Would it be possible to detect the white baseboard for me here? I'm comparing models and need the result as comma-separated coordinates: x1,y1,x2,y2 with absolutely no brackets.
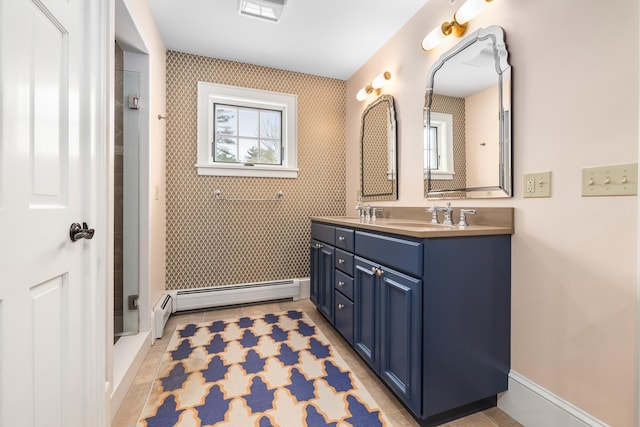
498,371,609,427
110,330,152,420
298,277,310,299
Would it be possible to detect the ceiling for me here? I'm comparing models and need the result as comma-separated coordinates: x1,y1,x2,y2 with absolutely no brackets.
147,0,432,80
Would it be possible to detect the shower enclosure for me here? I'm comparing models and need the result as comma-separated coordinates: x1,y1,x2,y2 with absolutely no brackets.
114,42,140,342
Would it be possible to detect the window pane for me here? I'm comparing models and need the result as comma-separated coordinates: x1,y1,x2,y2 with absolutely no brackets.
260,139,281,165
239,108,259,137
215,137,238,162
428,126,439,170
212,103,282,166
215,106,237,135
260,110,281,140
239,138,259,163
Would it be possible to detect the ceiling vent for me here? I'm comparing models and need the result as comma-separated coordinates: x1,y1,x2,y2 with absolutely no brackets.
238,0,287,23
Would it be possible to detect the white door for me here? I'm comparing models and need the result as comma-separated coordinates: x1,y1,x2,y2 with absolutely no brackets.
0,0,104,425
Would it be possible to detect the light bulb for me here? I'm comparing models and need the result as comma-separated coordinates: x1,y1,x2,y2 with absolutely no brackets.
371,71,391,89
455,0,491,24
421,26,447,51
356,85,372,101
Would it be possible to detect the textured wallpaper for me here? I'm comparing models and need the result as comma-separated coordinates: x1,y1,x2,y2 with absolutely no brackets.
166,51,346,290
425,94,466,197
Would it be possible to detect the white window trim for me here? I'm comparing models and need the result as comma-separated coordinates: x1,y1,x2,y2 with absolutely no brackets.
424,112,455,180
196,82,298,178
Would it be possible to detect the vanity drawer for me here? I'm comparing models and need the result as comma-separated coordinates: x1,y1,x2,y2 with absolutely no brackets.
335,249,354,276
334,290,354,345
355,231,423,277
335,269,354,300
311,222,335,245
335,227,355,252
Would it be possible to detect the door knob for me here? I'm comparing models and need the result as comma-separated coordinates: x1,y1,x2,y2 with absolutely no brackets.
70,222,95,242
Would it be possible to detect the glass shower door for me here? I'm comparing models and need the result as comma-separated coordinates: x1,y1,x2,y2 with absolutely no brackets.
114,68,140,341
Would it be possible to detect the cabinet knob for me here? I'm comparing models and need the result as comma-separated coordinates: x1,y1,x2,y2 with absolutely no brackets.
338,281,344,287
315,243,322,248
337,304,345,310
338,259,345,264
376,268,384,277
338,236,345,241
371,267,377,273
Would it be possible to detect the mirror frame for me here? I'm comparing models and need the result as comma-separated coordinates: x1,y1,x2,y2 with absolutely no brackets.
360,94,398,201
425,25,512,199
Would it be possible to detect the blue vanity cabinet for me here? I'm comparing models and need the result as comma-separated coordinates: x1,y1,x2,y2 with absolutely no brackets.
421,235,511,421
309,239,320,305
378,265,422,416
333,227,356,344
354,254,423,415
316,243,334,322
310,223,336,323
353,258,378,369
310,220,511,425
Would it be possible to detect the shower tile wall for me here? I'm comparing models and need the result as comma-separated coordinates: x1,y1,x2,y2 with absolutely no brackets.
114,42,124,335
166,51,346,290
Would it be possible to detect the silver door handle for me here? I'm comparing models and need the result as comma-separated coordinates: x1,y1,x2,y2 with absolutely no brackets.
70,222,95,242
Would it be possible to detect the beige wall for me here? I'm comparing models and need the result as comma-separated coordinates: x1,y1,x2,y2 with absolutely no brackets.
466,85,499,187
165,52,346,290
346,0,638,425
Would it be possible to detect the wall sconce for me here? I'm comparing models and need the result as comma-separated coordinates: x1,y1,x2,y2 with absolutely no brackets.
421,0,493,51
356,71,391,101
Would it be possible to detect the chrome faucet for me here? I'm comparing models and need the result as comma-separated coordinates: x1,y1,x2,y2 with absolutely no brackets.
355,203,371,220
441,202,454,226
371,207,383,220
459,209,476,228
426,206,440,224
426,202,454,225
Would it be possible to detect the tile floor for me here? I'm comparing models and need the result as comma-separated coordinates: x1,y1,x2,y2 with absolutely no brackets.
112,299,522,427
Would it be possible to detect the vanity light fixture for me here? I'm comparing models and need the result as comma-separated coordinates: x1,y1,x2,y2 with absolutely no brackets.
356,71,391,101
421,0,493,51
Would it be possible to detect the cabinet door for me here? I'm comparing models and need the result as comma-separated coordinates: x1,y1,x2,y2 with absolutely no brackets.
318,244,335,322
334,290,354,344
354,257,378,370
309,239,320,305
379,267,422,415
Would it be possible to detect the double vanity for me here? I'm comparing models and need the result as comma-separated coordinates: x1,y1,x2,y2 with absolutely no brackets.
309,207,513,425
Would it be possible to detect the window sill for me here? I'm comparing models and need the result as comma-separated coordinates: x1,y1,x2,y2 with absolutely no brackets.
195,163,298,178
424,171,454,181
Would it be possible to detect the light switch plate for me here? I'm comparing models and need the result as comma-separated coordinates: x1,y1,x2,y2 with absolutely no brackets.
523,171,551,198
581,163,637,196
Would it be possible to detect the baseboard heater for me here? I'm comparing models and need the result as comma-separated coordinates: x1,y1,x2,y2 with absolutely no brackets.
153,279,302,339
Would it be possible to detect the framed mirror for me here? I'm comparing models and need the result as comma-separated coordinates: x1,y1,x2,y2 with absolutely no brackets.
361,94,397,201
424,25,512,199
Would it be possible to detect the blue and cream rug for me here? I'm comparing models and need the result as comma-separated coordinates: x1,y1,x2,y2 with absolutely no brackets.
137,310,393,426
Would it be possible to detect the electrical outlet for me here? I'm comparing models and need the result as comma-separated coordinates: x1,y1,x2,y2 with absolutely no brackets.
523,172,551,198
526,177,535,193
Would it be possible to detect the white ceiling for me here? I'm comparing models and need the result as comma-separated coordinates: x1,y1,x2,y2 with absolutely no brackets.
148,0,432,80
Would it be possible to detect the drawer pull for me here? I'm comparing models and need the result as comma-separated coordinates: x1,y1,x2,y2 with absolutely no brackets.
338,236,345,241
338,259,345,264
338,304,345,310
338,281,345,287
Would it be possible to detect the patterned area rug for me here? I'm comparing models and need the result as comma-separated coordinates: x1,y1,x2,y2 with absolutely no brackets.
138,310,393,427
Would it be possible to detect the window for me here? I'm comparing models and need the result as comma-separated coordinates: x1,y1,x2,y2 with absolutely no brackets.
424,112,454,180
197,82,298,178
